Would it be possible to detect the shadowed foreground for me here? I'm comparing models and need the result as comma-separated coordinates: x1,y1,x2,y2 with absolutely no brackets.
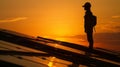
0,29,120,67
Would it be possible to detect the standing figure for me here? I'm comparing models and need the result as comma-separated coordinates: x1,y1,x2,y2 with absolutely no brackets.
83,2,97,50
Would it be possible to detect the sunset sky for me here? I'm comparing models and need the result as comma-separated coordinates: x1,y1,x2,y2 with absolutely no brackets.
0,0,120,50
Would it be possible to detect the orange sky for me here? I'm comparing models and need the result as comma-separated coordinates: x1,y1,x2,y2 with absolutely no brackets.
0,0,120,36
0,0,120,50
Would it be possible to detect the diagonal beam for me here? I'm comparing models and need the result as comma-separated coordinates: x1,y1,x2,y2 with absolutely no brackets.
0,60,23,67
0,50,51,56
37,36,120,62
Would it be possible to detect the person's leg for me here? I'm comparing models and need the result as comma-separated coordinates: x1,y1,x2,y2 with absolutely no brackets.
87,32,93,49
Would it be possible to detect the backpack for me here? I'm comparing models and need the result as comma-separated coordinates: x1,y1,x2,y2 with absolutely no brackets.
91,15,97,27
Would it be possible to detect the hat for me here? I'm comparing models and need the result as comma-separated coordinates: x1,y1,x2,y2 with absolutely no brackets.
83,2,91,7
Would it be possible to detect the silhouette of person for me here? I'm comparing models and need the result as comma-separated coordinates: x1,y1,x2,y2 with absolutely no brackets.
83,2,96,50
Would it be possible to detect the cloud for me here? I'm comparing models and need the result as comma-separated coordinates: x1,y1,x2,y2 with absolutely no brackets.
94,33,120,44
0,17,27,23
111,15,120,19
94,33,120,50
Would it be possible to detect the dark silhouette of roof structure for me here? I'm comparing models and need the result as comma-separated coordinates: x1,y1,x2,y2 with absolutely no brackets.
0,29,120,67
0,60,23,67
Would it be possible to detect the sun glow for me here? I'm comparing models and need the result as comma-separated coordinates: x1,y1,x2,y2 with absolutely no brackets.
52,26,70,36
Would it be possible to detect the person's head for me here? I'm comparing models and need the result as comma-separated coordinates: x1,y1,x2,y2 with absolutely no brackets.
83,2,91,11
